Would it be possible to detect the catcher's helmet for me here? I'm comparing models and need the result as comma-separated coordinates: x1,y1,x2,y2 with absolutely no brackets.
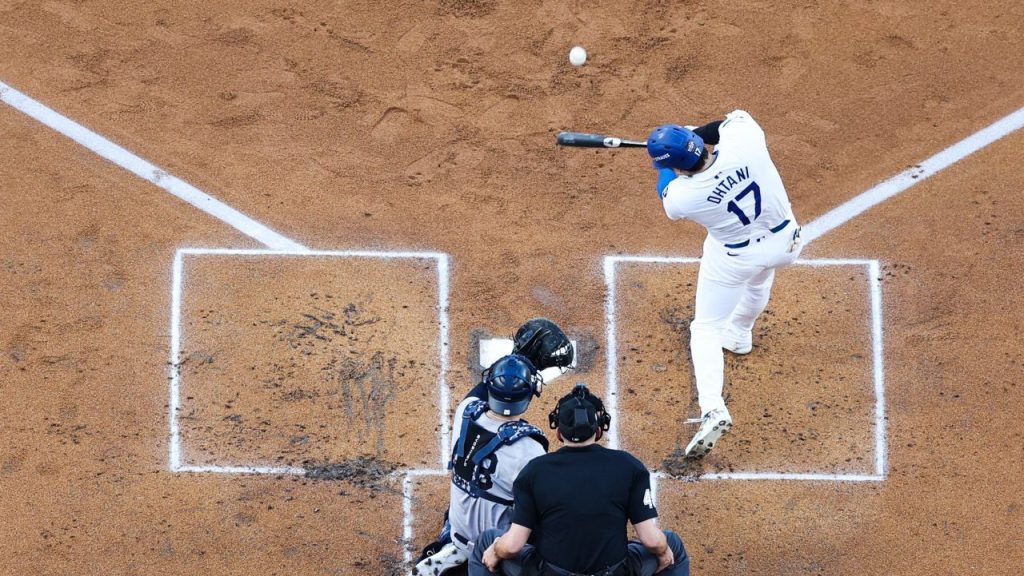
647,124,704,171
548,382,611,443
484,354,542,416
512,318,574,372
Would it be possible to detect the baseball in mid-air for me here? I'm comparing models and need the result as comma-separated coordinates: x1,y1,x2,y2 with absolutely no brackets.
569,46,587,66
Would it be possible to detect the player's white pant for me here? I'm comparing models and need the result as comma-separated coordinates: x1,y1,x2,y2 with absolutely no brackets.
690,223,803,415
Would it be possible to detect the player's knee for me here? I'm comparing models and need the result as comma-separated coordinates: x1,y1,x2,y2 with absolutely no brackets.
473,528,502,557
689,320,719,338
746,285,769,299
664,530,687,559
663,530,690,574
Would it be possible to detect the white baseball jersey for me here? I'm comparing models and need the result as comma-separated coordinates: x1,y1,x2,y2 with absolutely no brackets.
657,110,804,423
661,110,794,245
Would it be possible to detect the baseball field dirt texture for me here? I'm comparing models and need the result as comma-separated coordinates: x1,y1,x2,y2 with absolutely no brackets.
1,1,1023,575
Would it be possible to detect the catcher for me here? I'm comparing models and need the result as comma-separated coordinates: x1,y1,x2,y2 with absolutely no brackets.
413,318,575,576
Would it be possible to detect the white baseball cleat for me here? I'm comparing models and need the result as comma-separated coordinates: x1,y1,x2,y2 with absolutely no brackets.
412,542,467,576
721,330,752,355
684,408,733,458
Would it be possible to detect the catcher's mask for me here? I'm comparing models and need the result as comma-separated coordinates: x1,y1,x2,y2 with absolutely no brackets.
483,354,542,416
548,382,611,443
647,124,704,171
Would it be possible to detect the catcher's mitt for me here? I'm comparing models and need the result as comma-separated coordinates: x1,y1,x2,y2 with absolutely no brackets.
512,318,574,371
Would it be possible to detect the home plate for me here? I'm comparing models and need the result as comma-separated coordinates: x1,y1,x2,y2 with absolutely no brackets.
479,338,577,384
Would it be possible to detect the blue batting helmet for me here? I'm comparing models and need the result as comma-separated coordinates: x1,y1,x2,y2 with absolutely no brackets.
647,124,704,171
484,354,541,416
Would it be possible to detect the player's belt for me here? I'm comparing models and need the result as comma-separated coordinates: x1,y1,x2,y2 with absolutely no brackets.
723,219,791,249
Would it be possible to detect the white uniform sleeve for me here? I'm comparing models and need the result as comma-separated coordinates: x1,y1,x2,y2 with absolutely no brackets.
721,110,766,145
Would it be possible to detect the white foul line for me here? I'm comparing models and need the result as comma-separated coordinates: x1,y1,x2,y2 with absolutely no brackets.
802,106,1024,244
0,80,307,252
605,257,886,481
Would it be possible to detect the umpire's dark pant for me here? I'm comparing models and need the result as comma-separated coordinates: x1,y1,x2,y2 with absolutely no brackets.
469,527,690,576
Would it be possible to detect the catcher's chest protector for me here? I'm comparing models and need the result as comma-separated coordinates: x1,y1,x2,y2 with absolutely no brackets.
450,400,548,505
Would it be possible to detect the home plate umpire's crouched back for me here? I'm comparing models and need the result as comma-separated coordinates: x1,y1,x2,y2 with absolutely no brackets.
470,383,691,576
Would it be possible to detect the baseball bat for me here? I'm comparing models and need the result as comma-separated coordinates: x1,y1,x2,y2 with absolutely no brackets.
556,131,647,148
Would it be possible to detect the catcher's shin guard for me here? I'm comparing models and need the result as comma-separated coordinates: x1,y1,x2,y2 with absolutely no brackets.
413,542,467,576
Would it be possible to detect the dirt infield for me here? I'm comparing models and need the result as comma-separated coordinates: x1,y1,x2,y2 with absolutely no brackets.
2,1,1023,575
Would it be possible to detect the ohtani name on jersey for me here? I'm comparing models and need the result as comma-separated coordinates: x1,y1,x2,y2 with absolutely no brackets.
706,166,750,204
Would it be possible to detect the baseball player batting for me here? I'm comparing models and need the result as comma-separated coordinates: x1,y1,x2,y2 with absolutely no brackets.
645,110,803,458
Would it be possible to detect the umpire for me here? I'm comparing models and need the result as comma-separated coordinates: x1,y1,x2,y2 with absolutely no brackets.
469,384,690,576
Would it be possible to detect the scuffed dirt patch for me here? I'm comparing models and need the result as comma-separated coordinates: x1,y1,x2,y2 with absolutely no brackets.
304,456,400,491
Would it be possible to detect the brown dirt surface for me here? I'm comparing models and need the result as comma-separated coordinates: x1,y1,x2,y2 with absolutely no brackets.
178,254,442,469
2,1,1023,575
616,263,875,476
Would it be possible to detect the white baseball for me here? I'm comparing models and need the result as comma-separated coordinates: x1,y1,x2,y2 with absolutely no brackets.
569,46,587,66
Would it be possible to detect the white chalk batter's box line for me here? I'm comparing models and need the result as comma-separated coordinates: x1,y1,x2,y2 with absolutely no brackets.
167,247,452,475
604,256,888,484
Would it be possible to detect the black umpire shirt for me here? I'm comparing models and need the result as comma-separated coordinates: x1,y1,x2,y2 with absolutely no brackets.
510,444,658,573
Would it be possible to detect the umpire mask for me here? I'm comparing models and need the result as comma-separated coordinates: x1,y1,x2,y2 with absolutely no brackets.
548,383,611,442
